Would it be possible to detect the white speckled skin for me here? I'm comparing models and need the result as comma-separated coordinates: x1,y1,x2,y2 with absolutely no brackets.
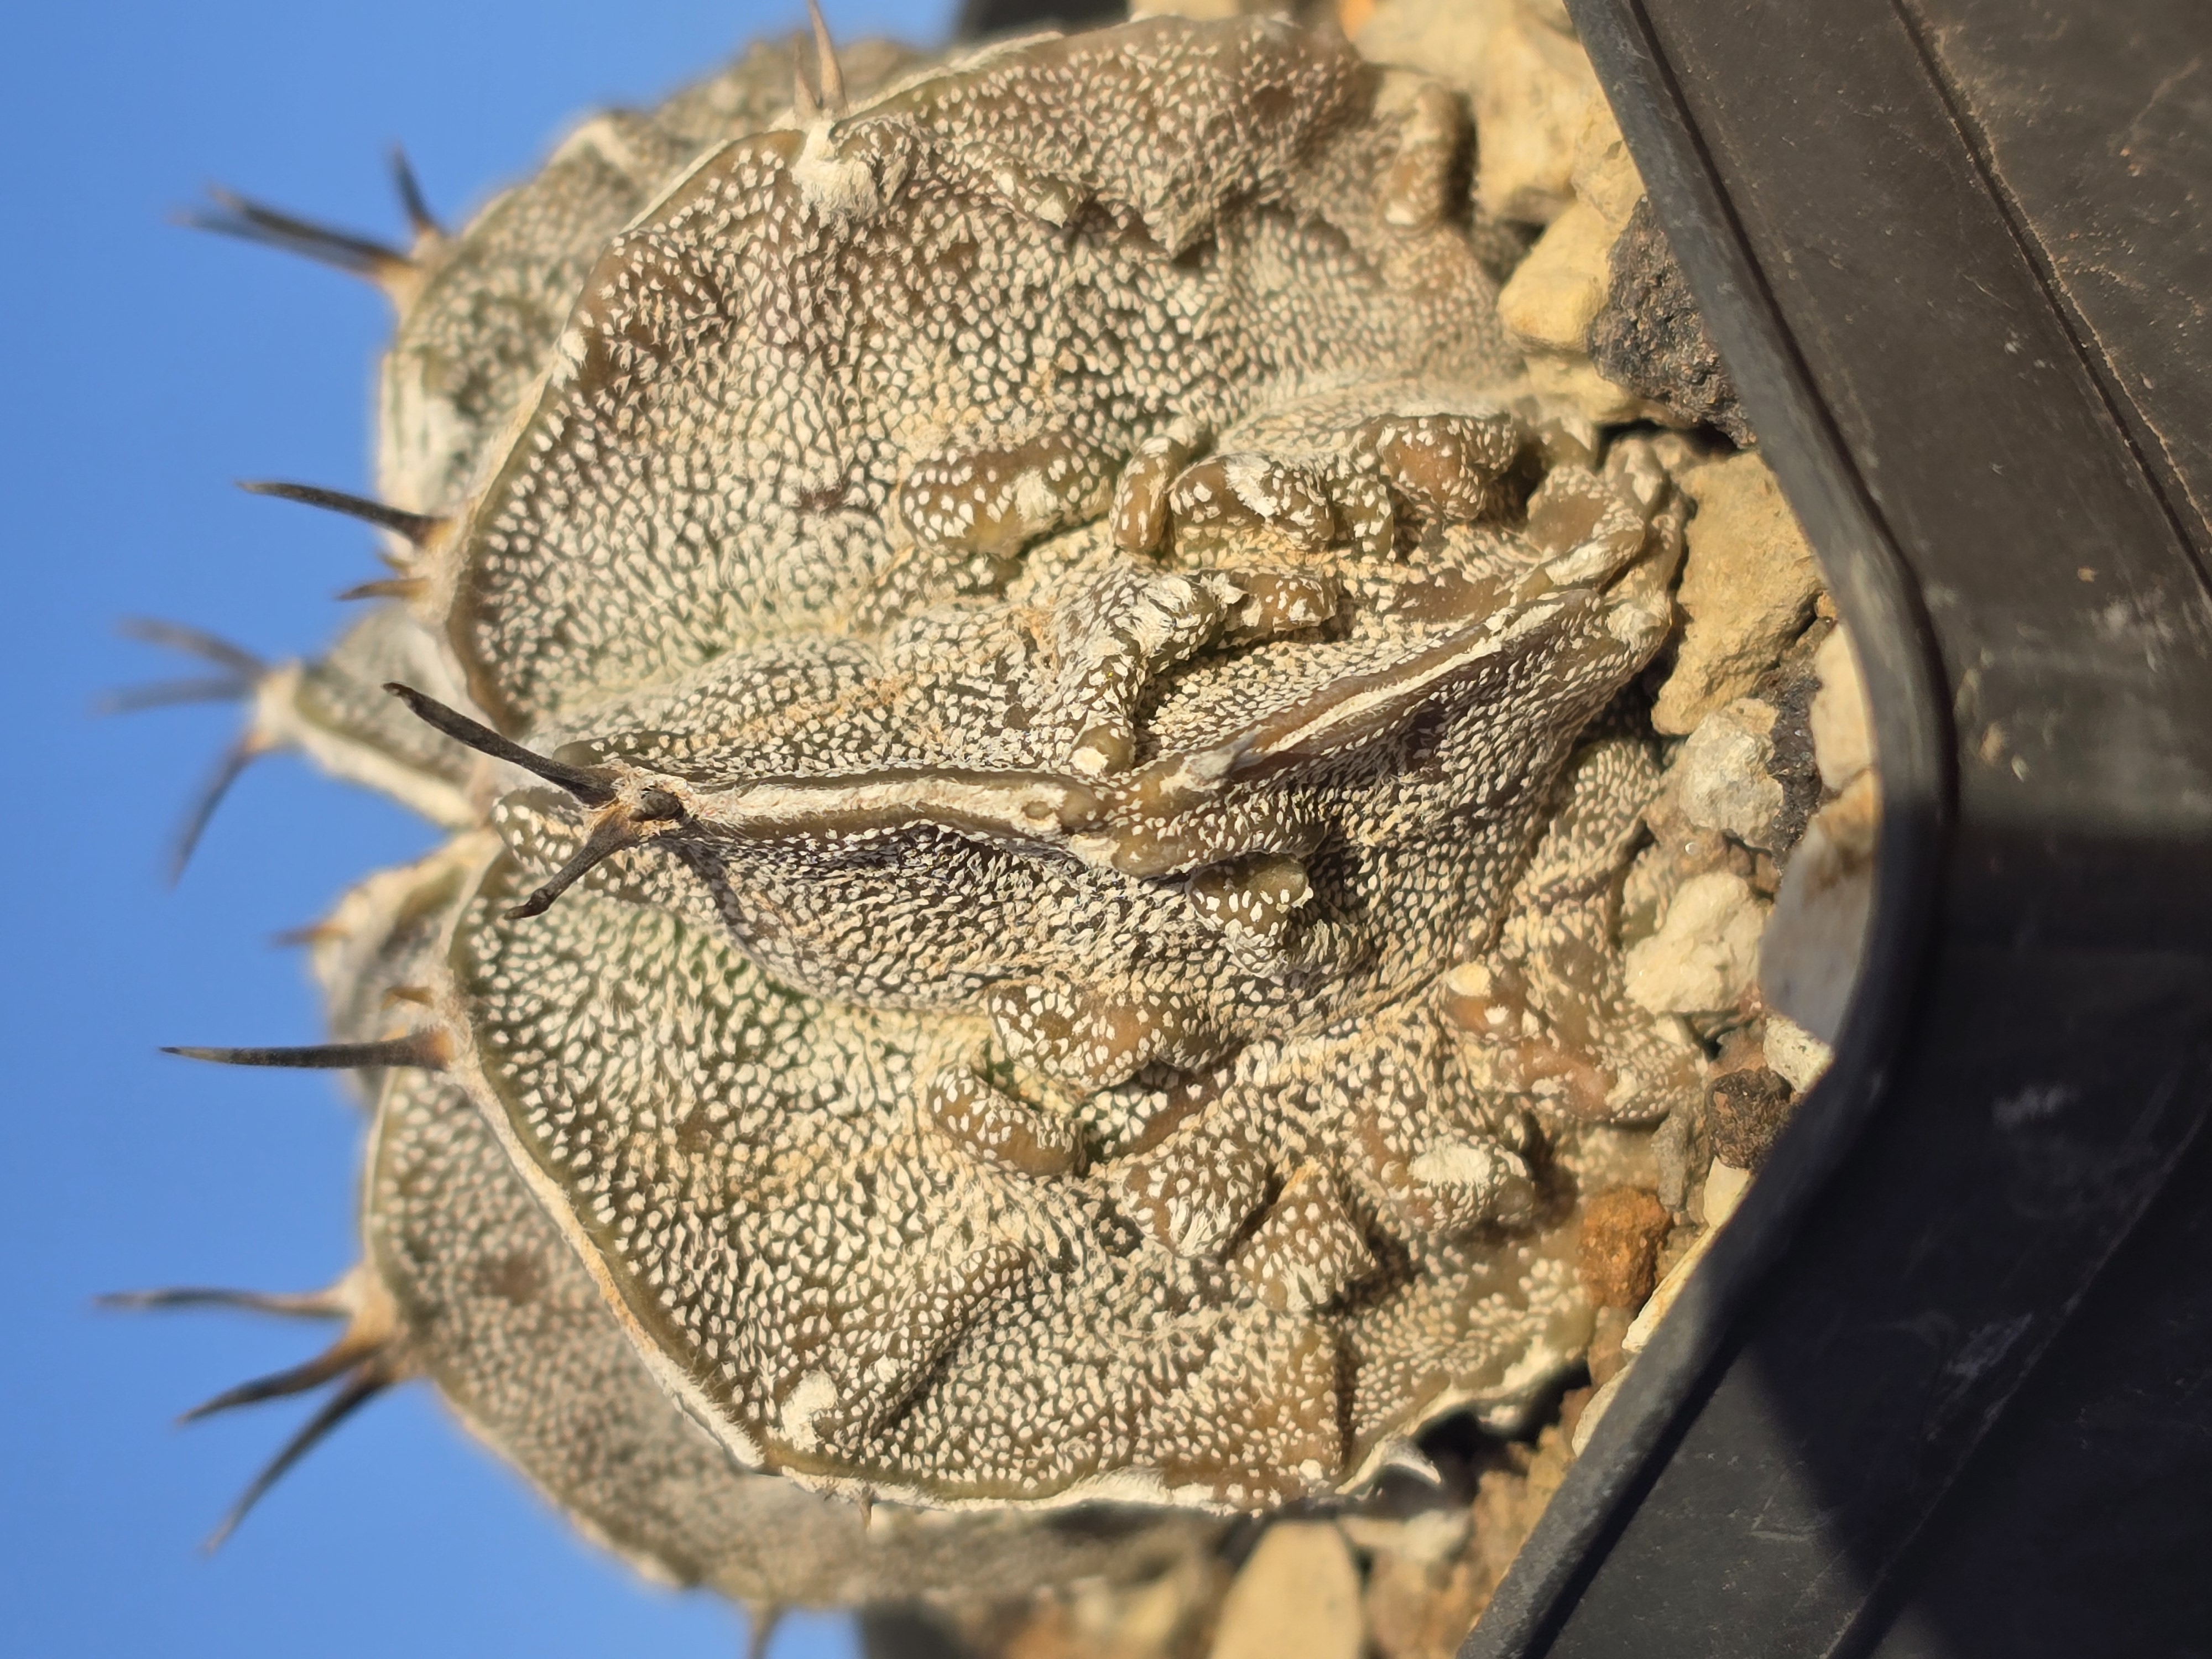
172,14,1710,1552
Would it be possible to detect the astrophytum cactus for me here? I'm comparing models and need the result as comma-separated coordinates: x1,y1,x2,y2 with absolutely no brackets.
118,6,1714,1629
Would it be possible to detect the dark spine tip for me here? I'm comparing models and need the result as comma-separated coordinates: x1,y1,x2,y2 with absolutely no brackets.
167,737,262,887
334,577,426,603
180,187,411,283
92,676,254,717
380,682,617,806
161,1034,445,1072
388,145,443,241
116,617,267,677
199,1366,392,1553
237,479,444,547
502,814,641,921
180,1341,363,1423
100,1287,223,1312
96,1286,344,1318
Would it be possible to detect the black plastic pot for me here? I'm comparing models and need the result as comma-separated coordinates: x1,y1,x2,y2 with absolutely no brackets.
1468,3,2212,1655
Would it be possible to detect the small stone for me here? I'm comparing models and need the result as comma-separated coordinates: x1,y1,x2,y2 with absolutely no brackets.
1622,791,1749,947
1624,869,1767,1016
1810,624,1876,791
1497,199,1613,352
1568,97,1643,233
1575,1185,1672,1308
1354,0,1517,129
1700,1160,1751,1228
1469,1425,1573,1596
1676,697,1787,851
1652,453,1824,735
1708,1021,1764,1074
1759,770,1879,1043
1363,1550,1443,1659
1647,1104,1706,1214
1208,1522,1364,1659
1707,1063,1794,1170
1354,0,1596,225
1472,8,1603,223
1587,1303,1633,1387
1498,199,1668,425
1755,641,1825,854
1526,353,1669,426
1588,197,1752,444
1762,1011,1833,1094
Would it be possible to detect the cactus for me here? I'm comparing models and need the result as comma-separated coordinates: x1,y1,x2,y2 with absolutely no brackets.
116,8,1713,1648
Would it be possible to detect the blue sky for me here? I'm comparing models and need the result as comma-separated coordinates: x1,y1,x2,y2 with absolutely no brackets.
1,4,951,1655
